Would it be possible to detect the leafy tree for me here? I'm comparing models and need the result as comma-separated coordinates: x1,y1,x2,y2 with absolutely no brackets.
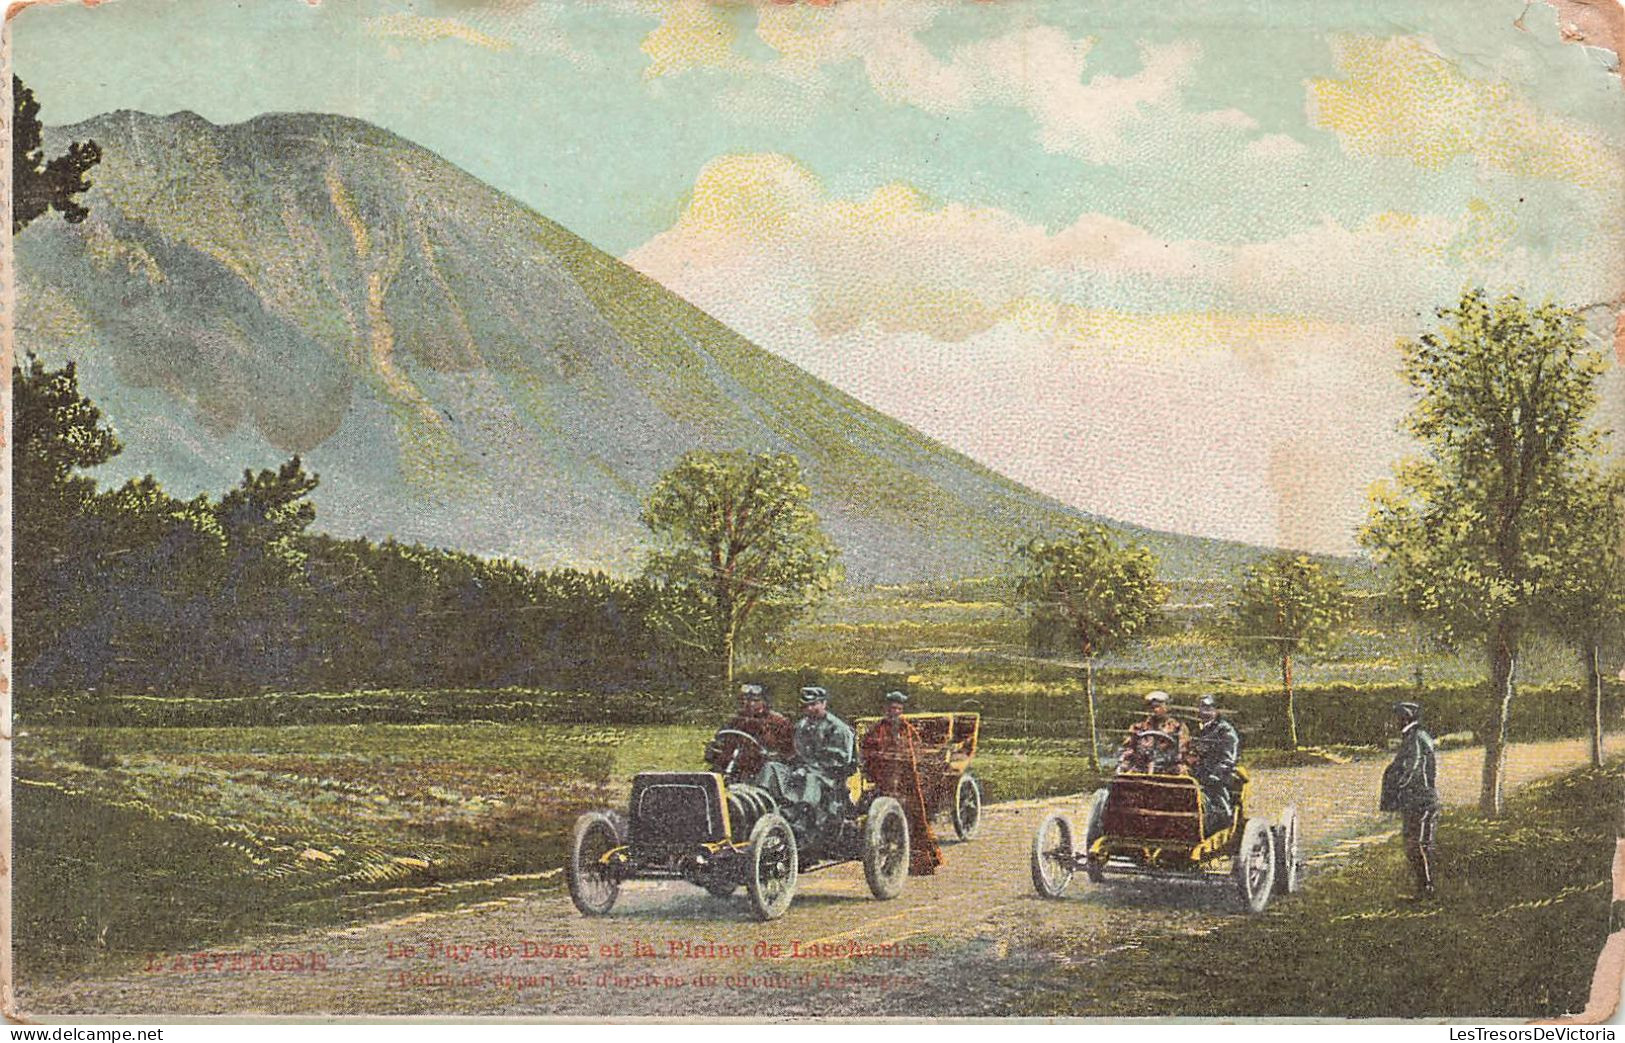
12,77,102,233
11,355,123,678
641,451,840,687
1546,469,1625,768
210,458,320,684
1360,289,1606,815
1229,554,1351,749
1016,526,1168,769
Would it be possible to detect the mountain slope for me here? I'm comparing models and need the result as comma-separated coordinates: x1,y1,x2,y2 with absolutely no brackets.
16,110,1252,582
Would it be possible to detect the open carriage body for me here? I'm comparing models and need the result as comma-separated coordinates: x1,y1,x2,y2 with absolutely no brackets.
1031,767,1304,914
851,711,984,840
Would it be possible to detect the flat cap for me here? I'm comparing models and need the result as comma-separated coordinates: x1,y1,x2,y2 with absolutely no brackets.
1144,690,1171,704
800,686,830,704
1196,694,1218,709
884,690,909,704
738,683,767,698
1393,701,1422,720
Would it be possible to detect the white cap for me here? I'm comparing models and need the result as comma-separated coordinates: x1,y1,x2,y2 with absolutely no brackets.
1144,690,1171,704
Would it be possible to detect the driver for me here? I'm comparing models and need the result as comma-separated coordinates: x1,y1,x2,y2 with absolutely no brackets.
1117,728,1185,774
754,686,857,840
705,682,794,778
1121,690,1189,764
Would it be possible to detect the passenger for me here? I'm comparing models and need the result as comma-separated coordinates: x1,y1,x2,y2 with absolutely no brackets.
1121,690,1190,762
705,682,795,778
859,690,943,876
1187,694,1240,833
754,686,857,842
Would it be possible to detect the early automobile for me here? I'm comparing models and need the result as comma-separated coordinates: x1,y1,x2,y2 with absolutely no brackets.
1029,742,1303,914
851,711,984,840
565,726,913,921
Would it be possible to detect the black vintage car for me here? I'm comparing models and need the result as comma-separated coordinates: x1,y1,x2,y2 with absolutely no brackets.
565,728,911,920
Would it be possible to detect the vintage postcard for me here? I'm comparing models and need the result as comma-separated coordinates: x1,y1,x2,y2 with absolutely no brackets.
4,0,1625,1023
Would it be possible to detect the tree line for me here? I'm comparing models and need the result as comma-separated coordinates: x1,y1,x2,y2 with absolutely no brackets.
12,356,703,695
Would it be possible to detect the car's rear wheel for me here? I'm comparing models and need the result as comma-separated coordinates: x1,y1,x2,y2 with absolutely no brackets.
1030,810,1076,898
1082,788,1111,883
1234,817,1276,914
863,796,910,899
952,772,983,840
566,811,623,916
1273,806,1302,895
746,813,798,920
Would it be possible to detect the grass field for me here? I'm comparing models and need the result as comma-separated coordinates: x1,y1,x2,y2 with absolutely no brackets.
1018,759,1621,1018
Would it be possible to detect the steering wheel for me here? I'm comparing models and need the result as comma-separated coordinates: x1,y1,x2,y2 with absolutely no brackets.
713,728,767,754
1137,729,1178,745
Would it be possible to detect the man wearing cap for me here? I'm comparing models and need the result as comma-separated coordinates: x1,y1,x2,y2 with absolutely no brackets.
1187,695,1241,833
754,686,858,842
860,691,943,875
706,683,795,778
1121,690,1190,767
1380,701,1440,899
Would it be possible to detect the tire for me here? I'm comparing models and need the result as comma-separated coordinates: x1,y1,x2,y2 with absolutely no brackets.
863,796,910,900
1082,788,1110,884
746,814,799,921
1273,806,1302,895
952,772,983,841
1030,810,1077,899
566,811,624,916
1233,817,1277,915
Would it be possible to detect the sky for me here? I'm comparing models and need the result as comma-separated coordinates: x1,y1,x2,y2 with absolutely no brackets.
12,0,1625,553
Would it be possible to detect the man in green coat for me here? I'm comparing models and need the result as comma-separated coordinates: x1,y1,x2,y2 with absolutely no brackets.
1380,701,1440,899
1188,694,1240,834
754,686,857,844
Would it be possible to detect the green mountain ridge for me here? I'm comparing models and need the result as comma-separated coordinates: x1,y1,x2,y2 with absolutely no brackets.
17,108,1259,582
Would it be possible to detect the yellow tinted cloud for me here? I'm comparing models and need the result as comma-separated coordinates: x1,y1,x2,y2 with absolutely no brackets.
641,1,744,79
1308,35,1618,191
367,13,512,52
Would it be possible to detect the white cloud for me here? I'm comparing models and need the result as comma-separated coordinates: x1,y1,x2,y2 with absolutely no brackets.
625,152,1625,551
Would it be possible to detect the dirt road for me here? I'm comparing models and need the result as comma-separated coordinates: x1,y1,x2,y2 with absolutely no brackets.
15,737,1608,1018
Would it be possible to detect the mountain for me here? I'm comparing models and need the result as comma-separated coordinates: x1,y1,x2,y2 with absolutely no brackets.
15,110,1253,583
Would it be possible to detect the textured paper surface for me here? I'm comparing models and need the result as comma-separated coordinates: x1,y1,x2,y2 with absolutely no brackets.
3,0,1624,1022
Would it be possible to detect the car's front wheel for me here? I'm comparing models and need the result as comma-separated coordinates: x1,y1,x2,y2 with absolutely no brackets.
566,811,623,916
746,813,799,920
1030,809,1076,898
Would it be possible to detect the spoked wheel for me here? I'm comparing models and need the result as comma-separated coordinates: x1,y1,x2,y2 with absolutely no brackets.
1030,810,1077,898
566,811,623,916
746,813,799,920
951,772,983,841
863,797,911,899
1273,806,1302,895
1081,788,1110,884
1233,817,1277,914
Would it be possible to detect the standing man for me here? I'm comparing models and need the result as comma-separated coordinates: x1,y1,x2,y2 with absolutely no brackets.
706,682,794,778
1187,694,1240,833
754,686,857,842
1122,691,1190,761
1380,701,1440,899
860,691,943,875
